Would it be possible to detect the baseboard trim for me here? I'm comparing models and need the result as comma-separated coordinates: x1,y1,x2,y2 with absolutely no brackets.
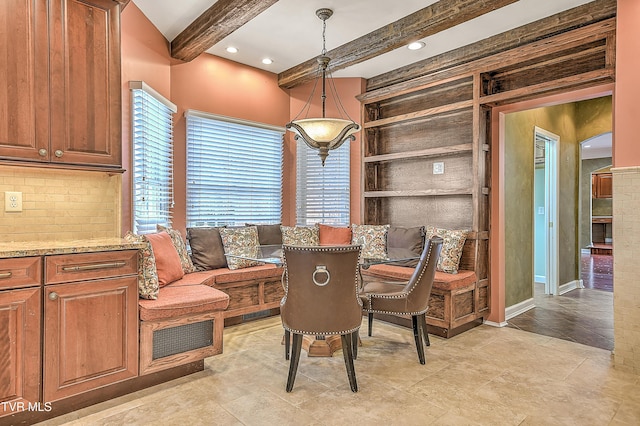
505,297,535,321
534,275,546,284
483,320,508,328
559,279,584,295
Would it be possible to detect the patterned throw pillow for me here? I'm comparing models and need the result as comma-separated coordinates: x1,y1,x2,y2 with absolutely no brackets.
425,226,468,274
157,225,196,273
219,226,261,270
124,231,159,300
351,224,389,260
280,225,319,246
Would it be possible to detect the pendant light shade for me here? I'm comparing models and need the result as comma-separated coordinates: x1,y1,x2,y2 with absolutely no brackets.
286,8,360,166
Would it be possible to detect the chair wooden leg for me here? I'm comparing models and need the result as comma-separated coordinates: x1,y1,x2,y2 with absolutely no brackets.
351,329,359,360
412,315,426,365
368,312,373,337
419,313,430,347
286,333,303,392
284,329,290,360
340,334,358,392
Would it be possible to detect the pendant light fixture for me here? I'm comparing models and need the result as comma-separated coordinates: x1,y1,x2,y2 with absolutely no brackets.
286,8,360,166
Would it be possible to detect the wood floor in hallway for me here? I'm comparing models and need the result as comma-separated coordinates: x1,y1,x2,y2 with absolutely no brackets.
508,253,613,350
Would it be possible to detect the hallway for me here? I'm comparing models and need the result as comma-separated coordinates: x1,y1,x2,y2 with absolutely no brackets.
507,253,613,350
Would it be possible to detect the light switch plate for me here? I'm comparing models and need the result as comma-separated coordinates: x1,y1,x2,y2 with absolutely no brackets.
433,162,445,175
5,191,23,212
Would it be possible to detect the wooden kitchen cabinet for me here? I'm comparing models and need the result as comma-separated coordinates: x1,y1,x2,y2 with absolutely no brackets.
43,250,138,402
0,0,123,169
592,172,612,199
0,257,42,416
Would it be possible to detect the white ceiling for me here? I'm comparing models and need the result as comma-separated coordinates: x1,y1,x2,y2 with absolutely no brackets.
133,0,594,79
582,132,612,159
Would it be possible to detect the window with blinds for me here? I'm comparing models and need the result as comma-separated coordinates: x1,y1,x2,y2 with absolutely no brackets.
185,110,284,227
130,82,177,234
296,141,350,226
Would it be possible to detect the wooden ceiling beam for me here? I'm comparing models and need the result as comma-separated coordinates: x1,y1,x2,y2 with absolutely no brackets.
366,0,616,91
277,0,518,89
171,0,279,62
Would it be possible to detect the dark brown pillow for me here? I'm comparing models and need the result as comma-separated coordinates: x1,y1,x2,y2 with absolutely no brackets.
187,227,227,270
246,223,282,245
387,226,425,267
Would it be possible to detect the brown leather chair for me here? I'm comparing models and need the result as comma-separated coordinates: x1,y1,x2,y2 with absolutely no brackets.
280,245,362,392
360,237,443,364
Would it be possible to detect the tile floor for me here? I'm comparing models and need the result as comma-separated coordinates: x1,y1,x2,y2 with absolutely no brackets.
38,316,640,426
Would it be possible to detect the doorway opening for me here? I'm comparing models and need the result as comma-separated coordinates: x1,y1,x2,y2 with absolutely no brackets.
533,127,559,296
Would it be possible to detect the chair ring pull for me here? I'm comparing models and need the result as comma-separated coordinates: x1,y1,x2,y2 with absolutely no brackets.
312,265,330,286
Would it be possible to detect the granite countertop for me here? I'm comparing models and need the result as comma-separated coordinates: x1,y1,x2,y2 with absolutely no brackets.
0,238,145,258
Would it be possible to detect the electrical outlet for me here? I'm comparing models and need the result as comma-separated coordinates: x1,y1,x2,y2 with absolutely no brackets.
5,191,23,212
433,162,445,175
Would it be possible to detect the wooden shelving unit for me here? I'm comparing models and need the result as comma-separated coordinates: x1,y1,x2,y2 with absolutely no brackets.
357,17,617,334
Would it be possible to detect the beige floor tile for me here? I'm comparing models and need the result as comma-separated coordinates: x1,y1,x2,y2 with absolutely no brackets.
34,316,640,426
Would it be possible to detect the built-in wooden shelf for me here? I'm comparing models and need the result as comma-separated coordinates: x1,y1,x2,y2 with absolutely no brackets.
364,143,473,163
363,100,473,128
364,188,473,198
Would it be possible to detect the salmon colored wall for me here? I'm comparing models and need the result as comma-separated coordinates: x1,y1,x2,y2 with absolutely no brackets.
169,55,291,233
120,4,172,235
614,1,640,167
288,77,366,225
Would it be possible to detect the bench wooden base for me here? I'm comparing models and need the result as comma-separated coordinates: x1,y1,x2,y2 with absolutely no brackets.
140,311,224,375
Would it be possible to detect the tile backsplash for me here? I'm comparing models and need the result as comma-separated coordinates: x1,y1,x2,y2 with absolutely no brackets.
612,166,640,374
0,166,121,242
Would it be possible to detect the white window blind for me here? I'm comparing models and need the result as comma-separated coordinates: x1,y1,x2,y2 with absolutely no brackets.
130,81,177,234
296,140,350,226
185,110,284,227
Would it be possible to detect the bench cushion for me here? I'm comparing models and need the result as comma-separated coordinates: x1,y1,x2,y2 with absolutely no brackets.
362,264,477,290
208,264,283,284
167,270,217,287
139,284,229,321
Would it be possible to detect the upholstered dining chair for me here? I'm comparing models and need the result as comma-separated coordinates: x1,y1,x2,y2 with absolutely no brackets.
280,245,363,392
360,237,443,365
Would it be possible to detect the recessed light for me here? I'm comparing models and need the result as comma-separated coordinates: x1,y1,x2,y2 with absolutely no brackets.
584,145,592,148
226,46,238,53
408,41,426,50
262,58,273,65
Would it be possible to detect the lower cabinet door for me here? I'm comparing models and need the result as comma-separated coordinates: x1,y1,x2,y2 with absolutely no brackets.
43,276,138,402
0,287,41,416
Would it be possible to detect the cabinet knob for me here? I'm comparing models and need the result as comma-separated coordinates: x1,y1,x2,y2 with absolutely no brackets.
54,150,64,158
38,148,48,157
49,292,59,301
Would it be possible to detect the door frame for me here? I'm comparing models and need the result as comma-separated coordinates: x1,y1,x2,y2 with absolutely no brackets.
535,126,560,295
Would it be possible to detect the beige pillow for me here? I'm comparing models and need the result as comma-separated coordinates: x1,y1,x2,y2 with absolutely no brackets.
124,231,159,300
351,224,389,260
219,226,260,270
280,225,319,246
425,226,468,274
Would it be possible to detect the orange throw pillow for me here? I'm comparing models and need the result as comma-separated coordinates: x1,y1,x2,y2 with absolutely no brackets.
145,231,185,287
318,224,352,245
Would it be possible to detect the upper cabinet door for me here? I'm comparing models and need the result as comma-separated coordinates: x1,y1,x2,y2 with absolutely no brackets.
0,0,49,162
49,0,122,167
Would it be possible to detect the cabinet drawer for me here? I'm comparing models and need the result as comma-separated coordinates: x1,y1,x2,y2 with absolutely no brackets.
45,250,138,285
0,257,42,289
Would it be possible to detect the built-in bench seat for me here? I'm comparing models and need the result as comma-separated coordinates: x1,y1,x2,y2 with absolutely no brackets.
137,263,284,375
361,233,489,338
